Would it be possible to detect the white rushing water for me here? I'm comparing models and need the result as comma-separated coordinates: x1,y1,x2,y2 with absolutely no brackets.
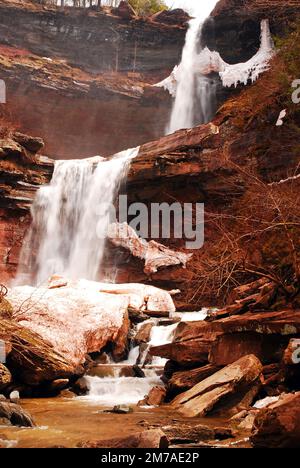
84,311,209,405
166,9,217,134
16,147,139,285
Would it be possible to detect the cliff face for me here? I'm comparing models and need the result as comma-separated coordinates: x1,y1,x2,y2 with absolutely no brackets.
0,1,187,158
203,0,300,63
104,33,300,308
0,131,53,282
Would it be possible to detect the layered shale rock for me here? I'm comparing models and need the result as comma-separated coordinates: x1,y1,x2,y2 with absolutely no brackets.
0,131,53,282
171,355,263,418
150,310,300,366
0,1,187,158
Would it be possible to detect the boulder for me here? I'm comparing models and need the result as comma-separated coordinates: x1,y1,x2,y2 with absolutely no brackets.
0,276,175,385
9,390,20,404
72,377,89,396
145,386,166,406
6,279,135,374
133,322,154,346
78,429,169,449
172,355,263,418
163,423,234,444
110,405,133,414
251,392,300,448
0,401,34,427
0,364,12,390
107,222,192,275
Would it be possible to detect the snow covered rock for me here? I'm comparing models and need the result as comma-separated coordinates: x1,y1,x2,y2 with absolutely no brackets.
6,278,176,380
156,20,275,93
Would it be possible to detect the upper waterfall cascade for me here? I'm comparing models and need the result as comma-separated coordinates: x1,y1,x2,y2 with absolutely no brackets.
166,15,217,134
157,18,275,133
16,148,139,286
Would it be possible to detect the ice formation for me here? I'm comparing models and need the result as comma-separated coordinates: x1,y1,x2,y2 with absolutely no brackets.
156,19,275,94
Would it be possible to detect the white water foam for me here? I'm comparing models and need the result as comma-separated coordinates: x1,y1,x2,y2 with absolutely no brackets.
84,310,209,405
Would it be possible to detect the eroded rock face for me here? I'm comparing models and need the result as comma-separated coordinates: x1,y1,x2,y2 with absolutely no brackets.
203,0,300,63
251,392,300,448
172,355,263,418
0,132,53,283
144,386,166,406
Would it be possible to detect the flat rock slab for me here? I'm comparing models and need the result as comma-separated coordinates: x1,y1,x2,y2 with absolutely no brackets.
172,354,263,417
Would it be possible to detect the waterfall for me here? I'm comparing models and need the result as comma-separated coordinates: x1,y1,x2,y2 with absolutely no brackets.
167,15,216,134
16,147,139,286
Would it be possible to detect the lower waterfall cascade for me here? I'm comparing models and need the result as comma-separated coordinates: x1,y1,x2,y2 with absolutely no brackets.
16,147,139,286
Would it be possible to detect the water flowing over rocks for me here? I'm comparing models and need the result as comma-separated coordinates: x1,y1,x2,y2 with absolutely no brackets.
150,310,300,366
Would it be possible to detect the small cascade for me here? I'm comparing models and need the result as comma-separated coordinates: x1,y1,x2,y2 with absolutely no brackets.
16,147,139,285
83,310,209,406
